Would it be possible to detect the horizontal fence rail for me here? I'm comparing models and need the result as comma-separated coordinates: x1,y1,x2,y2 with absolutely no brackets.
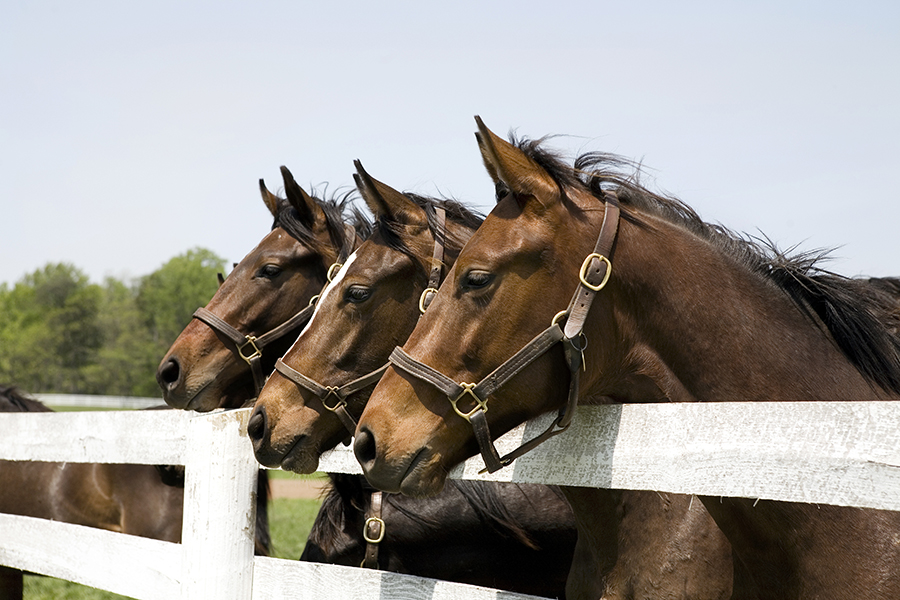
2,402,899,598
34,393,165,409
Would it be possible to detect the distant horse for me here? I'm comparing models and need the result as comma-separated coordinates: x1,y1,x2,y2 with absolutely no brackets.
356,118,900,600
248,163,577,597
0,386,183,600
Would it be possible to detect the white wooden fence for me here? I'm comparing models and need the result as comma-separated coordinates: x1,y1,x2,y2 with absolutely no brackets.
2,402,900,599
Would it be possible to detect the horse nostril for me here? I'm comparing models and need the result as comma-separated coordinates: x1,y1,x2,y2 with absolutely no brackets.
248,406,267,444
157,358,182,390
353,426,378,470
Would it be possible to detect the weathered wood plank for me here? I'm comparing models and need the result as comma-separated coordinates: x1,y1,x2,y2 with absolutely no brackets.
0,410,190,464
0,512,180,600
180,409,257,600
250,556,550,600
318,402,900,511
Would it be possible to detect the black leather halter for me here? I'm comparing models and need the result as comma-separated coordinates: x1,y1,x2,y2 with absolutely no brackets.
191,223,357,396
388,193,620,473
273,207,448,439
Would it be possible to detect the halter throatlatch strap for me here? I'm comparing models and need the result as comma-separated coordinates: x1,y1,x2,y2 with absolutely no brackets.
274,359,389,437
419,206,446,314
388,192,620,473
361,490,385,569
193,303,316,395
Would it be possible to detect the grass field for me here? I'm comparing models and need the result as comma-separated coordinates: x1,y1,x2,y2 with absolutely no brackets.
21,496,322,599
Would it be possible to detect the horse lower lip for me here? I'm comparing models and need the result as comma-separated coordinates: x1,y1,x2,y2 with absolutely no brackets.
280,436,316,473
399,447,429,492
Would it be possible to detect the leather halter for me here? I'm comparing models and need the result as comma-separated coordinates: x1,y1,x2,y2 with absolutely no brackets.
191,223,357,396
388,193,620,473
273,207,448,439
361,490,385,568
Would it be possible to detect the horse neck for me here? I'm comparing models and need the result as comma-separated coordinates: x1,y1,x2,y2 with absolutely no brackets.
591,213,887,403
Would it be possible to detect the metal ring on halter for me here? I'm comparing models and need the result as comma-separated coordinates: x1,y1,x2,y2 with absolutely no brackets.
579,253,612,292
326,262,343,282
321,387,347,412
308,294,320,307
238,336,262,363
449,383,489,421
551,310,568,327
418,287,438,314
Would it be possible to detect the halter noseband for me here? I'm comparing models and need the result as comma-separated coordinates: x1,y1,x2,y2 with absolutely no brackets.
273,206,449,439
192,223,358,397
388,193,620,473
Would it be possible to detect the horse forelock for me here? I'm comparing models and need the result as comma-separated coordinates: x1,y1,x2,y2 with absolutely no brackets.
271,187,370,260
379,193,484,275
513,135,900,395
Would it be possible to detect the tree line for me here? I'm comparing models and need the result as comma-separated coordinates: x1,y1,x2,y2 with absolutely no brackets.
0,248,226,397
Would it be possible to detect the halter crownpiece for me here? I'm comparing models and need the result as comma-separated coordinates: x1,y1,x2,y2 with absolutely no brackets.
388,192,620,473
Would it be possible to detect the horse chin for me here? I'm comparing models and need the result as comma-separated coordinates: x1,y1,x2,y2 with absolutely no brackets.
397,447,447,498
280,439,320,475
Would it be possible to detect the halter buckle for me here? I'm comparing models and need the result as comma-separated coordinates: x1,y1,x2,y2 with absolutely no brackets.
238,336,262,364
579,253,612,292
363,516,386,544
418,287,438,314
450,383,488,421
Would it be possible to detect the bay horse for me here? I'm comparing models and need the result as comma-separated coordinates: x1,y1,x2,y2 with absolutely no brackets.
158,166,575,596
0,386,184,600
248,162,577,597
157,165,366,412
355,118,900,599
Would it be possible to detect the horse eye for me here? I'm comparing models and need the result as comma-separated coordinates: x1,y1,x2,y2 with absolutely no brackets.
345,285,372,304
257,264,283,279
464,270,493,290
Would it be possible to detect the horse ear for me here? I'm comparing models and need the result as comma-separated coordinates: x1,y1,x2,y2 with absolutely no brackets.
474,116,558,203
353,160,426,225
259,178,281,218
280,166,323,227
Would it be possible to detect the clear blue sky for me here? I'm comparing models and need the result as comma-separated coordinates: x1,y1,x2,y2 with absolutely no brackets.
2,1,898,286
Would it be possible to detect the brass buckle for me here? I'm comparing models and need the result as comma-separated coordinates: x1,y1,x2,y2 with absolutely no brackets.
418,287,438,314
363,516,385,544
579,253,612,292
449,383,488,421
326,262,343,282
238,336,262,364
321,387,347,412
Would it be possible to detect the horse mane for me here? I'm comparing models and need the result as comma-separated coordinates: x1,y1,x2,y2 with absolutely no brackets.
511,135,900,395
272,187,372,258
0,385,52,413
379,193,484,273
308,474,550,554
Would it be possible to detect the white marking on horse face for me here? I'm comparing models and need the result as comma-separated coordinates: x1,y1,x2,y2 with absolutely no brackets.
287,251,358,351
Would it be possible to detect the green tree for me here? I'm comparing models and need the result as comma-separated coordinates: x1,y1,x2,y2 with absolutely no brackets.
137,247,225,356
0,263,102,392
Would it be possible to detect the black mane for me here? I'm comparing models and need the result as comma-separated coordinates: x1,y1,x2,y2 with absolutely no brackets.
512,135,900,395
0,385,52,413
307,474,551,555
272,188,372,259
379,193,484,275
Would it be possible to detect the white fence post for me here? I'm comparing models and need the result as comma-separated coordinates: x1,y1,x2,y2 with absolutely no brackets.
180,409,258,599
